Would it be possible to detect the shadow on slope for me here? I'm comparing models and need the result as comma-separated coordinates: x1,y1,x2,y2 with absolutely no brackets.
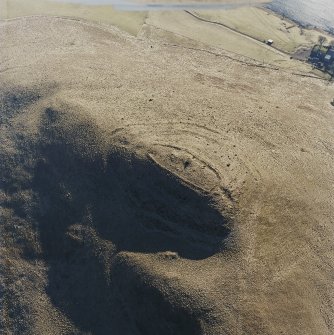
31,107,232,334
35,107,231,260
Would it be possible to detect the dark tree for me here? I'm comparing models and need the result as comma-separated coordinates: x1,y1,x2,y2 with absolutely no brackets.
318,35,327,47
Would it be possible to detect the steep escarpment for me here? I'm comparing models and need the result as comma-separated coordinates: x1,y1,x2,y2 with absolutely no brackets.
1,88,234,334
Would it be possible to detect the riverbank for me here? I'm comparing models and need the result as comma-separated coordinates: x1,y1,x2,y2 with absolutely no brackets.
266,0,334,36
192,6,333,55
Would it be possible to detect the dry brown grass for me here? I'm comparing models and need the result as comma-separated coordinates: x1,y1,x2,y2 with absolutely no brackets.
1,15,334,335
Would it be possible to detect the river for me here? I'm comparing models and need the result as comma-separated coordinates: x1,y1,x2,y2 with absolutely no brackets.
266,0,334,35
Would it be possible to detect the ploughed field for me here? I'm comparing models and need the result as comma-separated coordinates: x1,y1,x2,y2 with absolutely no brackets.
0,16,334,335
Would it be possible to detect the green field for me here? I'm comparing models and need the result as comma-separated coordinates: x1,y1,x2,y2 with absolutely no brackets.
0,0,147,35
